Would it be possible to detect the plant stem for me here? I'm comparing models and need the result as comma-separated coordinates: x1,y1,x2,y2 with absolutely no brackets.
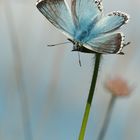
78,53,101,140
97,95,116,140
3,1,33,140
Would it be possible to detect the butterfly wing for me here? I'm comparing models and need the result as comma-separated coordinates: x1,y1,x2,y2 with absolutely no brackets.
83,32,124,54
71,0,103,30
82,11,129,54
89,11,129,40
36,0,75,38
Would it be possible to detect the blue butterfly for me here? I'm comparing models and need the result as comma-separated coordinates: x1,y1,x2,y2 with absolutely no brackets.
36,0,130,54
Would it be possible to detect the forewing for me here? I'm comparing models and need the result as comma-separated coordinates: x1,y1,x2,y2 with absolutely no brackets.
71,0,103,29
83,33,124,54
36,0,75,38
89,11,129,39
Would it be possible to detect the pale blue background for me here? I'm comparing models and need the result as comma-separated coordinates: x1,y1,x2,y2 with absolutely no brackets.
0,0,139,140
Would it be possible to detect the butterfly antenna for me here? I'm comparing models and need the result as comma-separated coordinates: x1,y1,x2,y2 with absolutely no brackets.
78,51,82,67
47,41,71,47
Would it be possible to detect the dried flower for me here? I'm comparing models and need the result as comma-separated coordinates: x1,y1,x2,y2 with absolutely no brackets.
105,77,132,96
97,76,133,140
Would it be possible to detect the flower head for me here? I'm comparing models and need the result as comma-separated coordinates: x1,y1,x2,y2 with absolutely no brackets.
105,77,132,96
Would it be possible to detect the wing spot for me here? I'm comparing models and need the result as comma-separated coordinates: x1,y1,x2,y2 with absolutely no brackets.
95,0,103,11
108,11,129,24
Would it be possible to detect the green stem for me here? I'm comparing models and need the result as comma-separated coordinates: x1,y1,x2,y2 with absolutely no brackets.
78,53,101,140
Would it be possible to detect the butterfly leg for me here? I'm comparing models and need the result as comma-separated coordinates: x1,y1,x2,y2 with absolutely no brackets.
117,42,131,55
123,42,131,47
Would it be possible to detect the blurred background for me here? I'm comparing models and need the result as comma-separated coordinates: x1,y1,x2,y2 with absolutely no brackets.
0,0,139,140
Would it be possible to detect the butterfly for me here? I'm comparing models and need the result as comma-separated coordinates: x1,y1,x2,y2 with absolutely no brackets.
36,0,130,54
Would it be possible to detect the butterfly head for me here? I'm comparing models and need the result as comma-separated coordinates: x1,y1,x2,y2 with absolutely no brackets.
68,38,96,53
68,38,82,50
